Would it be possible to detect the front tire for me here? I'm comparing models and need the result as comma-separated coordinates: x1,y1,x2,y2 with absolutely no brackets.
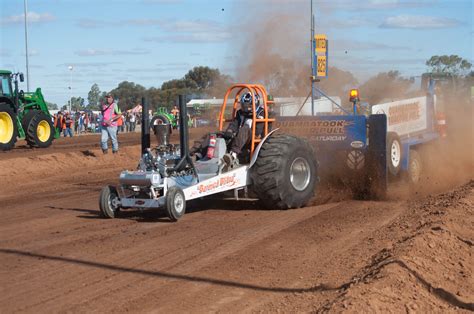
99,185,121,218
165,186,186,221
0,103,18,151
23,110,55,148
251,134,318,209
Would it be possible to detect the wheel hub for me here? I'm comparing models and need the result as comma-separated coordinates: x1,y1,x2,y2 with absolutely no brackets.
391,141,401,167
174,193,185,214
37,120,51,142
290,157,311,191
0,112,14,144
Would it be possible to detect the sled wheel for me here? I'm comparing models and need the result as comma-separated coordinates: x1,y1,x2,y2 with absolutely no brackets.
408,149,422,186
165,186,186,221
387,132,402,176
99,185,121,218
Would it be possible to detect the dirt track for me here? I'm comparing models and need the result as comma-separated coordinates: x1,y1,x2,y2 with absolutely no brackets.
0,131,473,312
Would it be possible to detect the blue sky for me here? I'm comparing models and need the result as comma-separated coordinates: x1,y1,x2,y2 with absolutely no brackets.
1,0,472,105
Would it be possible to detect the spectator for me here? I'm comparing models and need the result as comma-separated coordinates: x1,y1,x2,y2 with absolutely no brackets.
101,93,122,154
129,112,136,132
63,113,74,137
54,112,64,135
125,112,131,132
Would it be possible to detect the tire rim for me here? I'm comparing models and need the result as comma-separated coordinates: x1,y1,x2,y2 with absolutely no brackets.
108,193,119,211
174,192,185,214
0,112,14,144
391,141,401,167
410,158,421,183
290,157,311,191
37,120,51,142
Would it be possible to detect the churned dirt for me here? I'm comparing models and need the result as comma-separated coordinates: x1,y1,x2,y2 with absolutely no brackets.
0,129,472,313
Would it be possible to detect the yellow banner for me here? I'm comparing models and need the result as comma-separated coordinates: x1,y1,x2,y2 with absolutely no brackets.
317,55,327,77
315,34,327,53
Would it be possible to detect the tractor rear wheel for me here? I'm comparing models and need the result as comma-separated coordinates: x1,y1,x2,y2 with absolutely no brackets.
251,134,318,209
23,110,54,148
0,103,18,151
99,185,121,218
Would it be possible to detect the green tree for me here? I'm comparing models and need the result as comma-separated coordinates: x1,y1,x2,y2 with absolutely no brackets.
46,101,58,110
426,55,472,77
71,96,85,111
184,66,221,90
87,83,101,110
109,81,146,110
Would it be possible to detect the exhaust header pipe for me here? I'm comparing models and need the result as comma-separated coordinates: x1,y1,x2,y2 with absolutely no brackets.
141,97,150,155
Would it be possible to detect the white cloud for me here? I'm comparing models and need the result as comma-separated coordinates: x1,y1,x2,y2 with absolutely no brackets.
75,48,150,57
380,15,460,29
0,12,55,25
141,0,182,4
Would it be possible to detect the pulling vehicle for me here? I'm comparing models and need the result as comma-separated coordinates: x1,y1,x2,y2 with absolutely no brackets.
99,84,318,221
0,70,58,151
275,78,444,198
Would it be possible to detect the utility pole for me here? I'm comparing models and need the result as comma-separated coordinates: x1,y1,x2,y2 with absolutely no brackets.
24,0,30,92
68,66,73,112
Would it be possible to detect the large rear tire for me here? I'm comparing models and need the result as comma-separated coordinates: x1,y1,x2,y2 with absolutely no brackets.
251,134,318,209
165,186,186,221
99,186,121,218
23,110,54,148
0,103,18,151
387,132,402,177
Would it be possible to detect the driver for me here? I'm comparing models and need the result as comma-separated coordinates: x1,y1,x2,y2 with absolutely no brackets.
190,92,267,166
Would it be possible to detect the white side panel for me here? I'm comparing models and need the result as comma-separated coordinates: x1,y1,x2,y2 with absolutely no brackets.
183,166,250,200
372,96,427,136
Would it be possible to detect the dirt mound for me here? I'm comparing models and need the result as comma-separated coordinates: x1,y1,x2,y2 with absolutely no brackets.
322,181,474,312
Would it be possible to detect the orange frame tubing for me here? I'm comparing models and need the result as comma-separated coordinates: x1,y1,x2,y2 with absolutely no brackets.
218,84,276,156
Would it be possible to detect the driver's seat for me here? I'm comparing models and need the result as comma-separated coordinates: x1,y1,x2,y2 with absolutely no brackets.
194,138,226,180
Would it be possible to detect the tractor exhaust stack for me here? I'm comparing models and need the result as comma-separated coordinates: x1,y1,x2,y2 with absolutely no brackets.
141,97,150,155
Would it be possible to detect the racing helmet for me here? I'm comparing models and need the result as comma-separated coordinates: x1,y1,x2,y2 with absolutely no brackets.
240,92,260,113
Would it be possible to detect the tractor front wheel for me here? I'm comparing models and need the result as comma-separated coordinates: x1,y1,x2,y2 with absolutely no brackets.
251,134,318,209
0,103,18,151
99,185,121,218
165,186,186,221
23,110,54,148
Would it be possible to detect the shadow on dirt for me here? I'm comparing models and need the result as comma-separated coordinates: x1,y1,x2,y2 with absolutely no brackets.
0,248,341,294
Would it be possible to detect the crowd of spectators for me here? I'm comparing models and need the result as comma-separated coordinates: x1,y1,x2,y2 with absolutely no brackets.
52,110,141,137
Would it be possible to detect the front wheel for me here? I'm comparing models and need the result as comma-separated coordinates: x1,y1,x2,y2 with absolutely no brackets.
23,110,55,148
0,103,18,151
165,186,186,221
251,134,318,209
99,186,121,218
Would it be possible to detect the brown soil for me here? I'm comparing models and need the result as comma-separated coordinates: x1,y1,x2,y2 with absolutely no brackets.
0,129,472,312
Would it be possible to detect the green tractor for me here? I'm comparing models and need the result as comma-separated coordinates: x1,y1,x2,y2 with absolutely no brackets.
0,70,58,151
150,107,193,130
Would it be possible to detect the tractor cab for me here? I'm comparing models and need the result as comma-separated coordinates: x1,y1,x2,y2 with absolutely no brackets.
0,71,14,98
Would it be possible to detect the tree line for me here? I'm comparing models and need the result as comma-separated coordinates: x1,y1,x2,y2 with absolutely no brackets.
62,55,472,111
